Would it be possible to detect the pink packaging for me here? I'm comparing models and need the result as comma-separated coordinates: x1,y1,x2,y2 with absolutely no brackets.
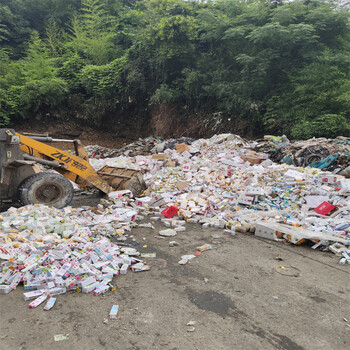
28,294,47,308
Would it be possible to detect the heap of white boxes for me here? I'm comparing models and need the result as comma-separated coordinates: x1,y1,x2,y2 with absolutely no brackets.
0,203,149,308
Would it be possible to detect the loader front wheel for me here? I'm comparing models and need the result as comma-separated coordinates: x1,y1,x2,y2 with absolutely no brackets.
18,172,74,209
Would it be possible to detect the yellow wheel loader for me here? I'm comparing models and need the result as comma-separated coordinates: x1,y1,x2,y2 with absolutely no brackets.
0,129,146,208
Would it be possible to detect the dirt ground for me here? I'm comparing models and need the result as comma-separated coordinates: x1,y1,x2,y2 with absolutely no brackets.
1,209,349,350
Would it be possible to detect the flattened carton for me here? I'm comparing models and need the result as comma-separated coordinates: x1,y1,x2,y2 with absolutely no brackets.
176,143,190,153
152,154,169,160
176,181,189,190
241,156,262,165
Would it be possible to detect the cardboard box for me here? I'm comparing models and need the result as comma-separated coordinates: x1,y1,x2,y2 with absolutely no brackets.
152,153,169,160
176,181,189,190
176,143,190,153
255,222,279,240
318,174,343,184
241,156,262,165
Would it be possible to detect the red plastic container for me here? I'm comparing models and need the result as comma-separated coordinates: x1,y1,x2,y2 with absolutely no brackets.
161,206,178,218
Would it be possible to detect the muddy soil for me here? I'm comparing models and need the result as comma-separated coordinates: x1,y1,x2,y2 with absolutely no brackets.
16,121,132,150
1,218,349,350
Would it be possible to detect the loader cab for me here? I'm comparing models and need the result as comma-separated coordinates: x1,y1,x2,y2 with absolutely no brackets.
0,128,73,208
0,128,34,200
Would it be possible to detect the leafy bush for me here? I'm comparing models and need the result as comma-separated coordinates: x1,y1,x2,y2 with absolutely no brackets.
291,114,350,139
19,78,68,118
0,86,21,125
79,57,126,99
150,84,181,106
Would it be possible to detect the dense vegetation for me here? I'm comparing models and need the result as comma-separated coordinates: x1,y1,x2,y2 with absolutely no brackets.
0,0,349,138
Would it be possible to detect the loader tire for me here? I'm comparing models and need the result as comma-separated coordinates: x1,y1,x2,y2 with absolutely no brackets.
18,172,74,209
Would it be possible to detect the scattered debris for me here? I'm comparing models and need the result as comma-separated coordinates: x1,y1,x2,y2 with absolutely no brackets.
140,253,156,258
197,244,212,252
178,255,196,265
138,223,155,229
109,305,119,319
44,297,56,311
54,334,69,342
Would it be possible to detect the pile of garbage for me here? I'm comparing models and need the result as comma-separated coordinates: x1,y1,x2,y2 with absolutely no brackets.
254,135,350,176
0,201,149,308
85,136,195,159
86,134,350,175
85,136,162,158
87,133,350,264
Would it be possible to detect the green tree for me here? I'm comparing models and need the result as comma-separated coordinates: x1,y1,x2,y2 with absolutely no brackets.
45,18,67,57
0,32,68,124
70,0,117,65
1,0,350,138
264,51,350,137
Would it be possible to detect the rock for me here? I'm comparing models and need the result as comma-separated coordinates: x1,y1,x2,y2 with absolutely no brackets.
178,255,196,265
339,166,350,178
159,229,177,237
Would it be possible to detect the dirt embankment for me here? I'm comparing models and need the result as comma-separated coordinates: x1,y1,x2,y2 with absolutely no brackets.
14,106,257,147
15,121,129,150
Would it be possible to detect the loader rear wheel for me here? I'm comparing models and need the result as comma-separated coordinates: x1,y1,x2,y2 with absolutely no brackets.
18,172,74,209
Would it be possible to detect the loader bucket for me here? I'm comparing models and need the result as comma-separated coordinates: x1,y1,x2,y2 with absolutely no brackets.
97,166,147,197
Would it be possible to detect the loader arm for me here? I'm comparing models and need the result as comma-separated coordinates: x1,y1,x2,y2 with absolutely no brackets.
16,133,113,193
